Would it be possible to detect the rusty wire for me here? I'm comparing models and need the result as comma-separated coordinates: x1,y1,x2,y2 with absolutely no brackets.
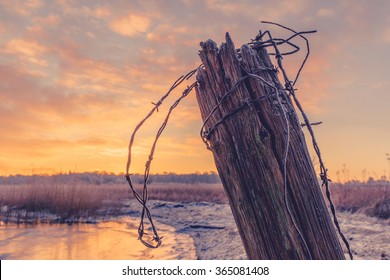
200,22,353,259
125,22,353,258
125,67,199,248
253,23,314,259
200,71,313,259
259,21,353,260
200,73,277,149
200,62,281,148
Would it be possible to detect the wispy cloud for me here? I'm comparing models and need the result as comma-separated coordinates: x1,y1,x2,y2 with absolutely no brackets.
2,38,48,65
317,8,335,17
110,13,151,37
0,0,43,16
382,28,390,44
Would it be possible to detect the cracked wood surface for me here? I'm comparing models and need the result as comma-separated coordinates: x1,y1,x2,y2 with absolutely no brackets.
195,33,345,259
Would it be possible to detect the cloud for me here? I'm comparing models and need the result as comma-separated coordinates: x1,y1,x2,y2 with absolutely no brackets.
317,8,335,17
55,1,111,19
92,6,111,18
0,22,5,34
206,0,308,21
0,62,132,174
53,44,131,95
293,73,331,115
0,0,43,15
109,13,151,37
34,14,62,26
0,61,128,138
382,28,390,44
0,64,70,124
0,36,53,79
2,38,48,64
146,25,190,43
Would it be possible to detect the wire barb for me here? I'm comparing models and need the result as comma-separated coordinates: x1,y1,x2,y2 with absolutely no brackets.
126,22,353,258
125,67,200,249
199,21,353,260
257,21,353,260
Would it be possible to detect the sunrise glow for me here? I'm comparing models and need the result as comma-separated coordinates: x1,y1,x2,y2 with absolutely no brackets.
1,0,389,181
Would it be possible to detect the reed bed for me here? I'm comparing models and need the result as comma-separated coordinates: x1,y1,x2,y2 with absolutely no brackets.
0,181,388,220
329,183,389,219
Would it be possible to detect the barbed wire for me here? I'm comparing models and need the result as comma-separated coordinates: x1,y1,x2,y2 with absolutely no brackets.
200,21,353,259
125,22,353,259
125,68,199,248
200,72,278,149
259,21,353,260
200,69,313,258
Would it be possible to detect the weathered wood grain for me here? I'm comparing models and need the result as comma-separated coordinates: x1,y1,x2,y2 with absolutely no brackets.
195,33,345,259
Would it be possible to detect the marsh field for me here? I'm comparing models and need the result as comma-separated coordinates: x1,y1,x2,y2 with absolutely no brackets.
0,174,389,260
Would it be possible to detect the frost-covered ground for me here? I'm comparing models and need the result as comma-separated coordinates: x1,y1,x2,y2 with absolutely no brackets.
126,200,390,260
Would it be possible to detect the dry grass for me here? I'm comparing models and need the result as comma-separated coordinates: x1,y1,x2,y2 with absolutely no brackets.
329,183,390,219
0,182,227,220
0,183,110,219
0,180,388,221
145,183,228,204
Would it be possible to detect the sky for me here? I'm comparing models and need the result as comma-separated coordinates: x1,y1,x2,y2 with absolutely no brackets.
0,0,389,181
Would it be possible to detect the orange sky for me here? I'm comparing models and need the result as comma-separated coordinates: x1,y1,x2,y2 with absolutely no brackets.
0,0,389,181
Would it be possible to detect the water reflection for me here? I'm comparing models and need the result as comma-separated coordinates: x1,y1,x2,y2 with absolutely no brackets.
0,219,196,260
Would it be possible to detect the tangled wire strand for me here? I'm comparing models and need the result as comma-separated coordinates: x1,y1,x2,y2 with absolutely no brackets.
259,21,353,260
125,22,353,259
125,68,199,248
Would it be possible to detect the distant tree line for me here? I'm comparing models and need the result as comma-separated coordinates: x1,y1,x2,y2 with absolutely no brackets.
0,171,221,185
143,172,221,184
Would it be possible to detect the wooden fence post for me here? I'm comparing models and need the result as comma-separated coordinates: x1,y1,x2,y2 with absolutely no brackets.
195,33,345,259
